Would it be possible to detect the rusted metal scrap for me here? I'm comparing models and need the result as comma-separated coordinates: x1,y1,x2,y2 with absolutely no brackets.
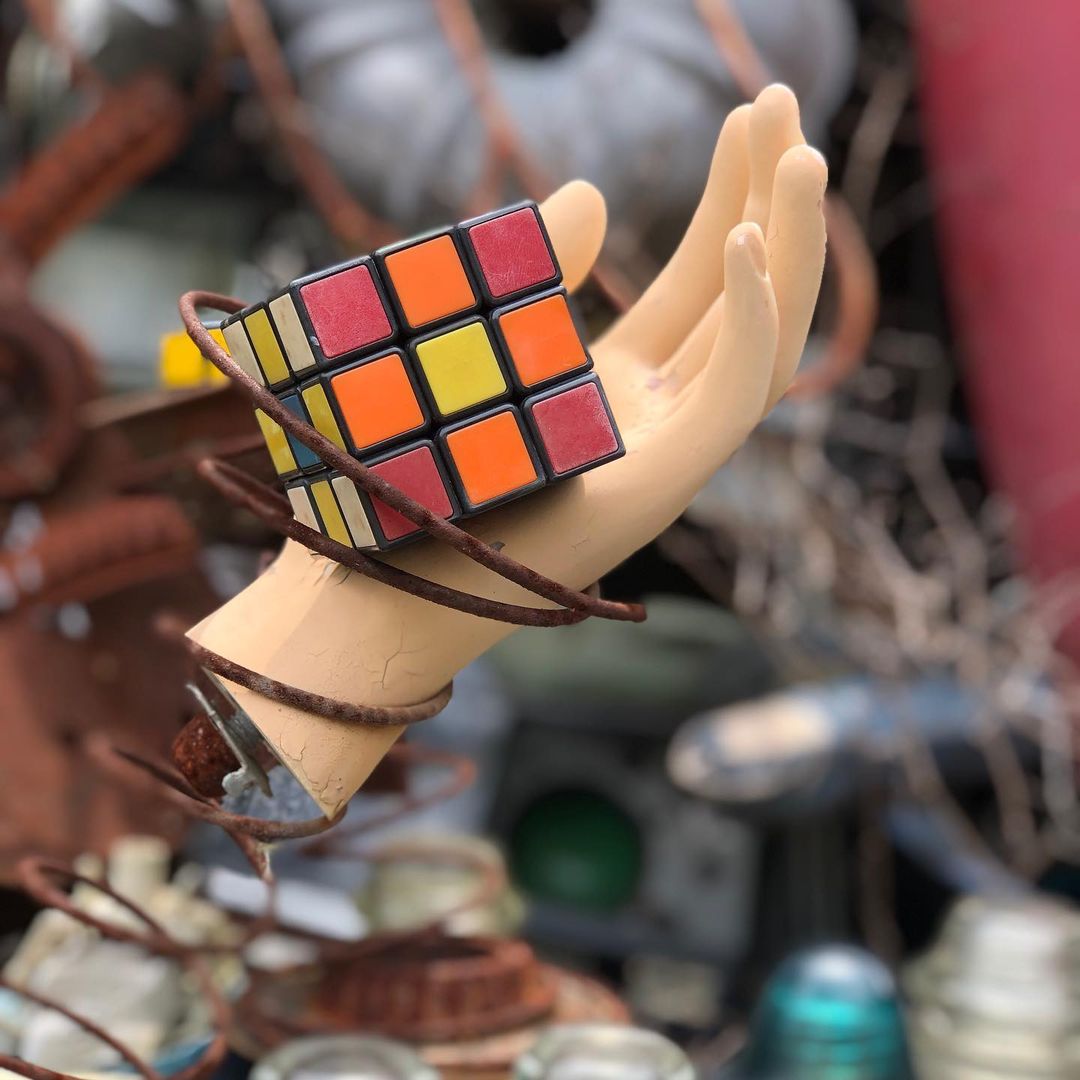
313,936,557,1042
1,495,197,613
0,32,259,879
0,551,214,881
0,71,191,269
0,303,101,502
234,938,628,1075
0,361,225,881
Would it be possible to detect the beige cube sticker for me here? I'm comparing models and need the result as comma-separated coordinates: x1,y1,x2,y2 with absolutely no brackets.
221,319,266,386
270,292,317,374
286,484,320,533
331,475,377,549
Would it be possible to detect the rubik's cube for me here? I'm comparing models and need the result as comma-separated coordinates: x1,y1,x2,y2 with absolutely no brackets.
222,202,624,551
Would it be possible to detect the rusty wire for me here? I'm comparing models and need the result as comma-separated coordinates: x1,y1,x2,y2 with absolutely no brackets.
0,71,191,268
192,453,613,629
172,611,454,728
0,306,92,500
113,283,643,883
224,0,395,251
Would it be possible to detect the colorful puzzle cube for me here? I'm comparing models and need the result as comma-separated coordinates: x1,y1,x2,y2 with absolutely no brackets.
224,201,624,551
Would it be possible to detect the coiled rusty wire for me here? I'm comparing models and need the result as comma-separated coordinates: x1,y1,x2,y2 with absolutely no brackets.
0,304,95,501
180,292,643,631
146,285,641,875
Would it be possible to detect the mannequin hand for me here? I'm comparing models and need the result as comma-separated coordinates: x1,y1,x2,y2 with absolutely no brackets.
189,84,828,816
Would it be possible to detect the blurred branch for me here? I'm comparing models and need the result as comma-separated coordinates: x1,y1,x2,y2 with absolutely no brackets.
662,2,1075,888
226,0,396,250
431,0,641,312
693,0,772,95
788,198,880,401
840,63,912,227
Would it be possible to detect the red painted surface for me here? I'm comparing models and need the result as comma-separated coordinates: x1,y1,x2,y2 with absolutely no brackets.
370,445,455,541
531,381,618,475
300,263,393,359
912,0,1080,646
466,208,556,298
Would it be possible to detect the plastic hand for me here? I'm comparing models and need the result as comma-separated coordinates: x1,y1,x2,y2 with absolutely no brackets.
188,84,828,816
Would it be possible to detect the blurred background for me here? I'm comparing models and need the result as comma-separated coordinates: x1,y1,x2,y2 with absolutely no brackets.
3,0,1080,1077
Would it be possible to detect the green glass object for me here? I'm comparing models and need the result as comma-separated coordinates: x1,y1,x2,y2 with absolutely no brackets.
509,789,643,911
725,945,913,1080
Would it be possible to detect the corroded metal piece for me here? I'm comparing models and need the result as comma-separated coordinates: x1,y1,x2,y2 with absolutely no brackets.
237,934,559,1044
234,957,629,1074
314,936,557,1041
170,710,241,801
0,72,190,268
1,496,197,614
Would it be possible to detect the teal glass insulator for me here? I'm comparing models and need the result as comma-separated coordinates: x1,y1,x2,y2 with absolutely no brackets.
725,945,913,1080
